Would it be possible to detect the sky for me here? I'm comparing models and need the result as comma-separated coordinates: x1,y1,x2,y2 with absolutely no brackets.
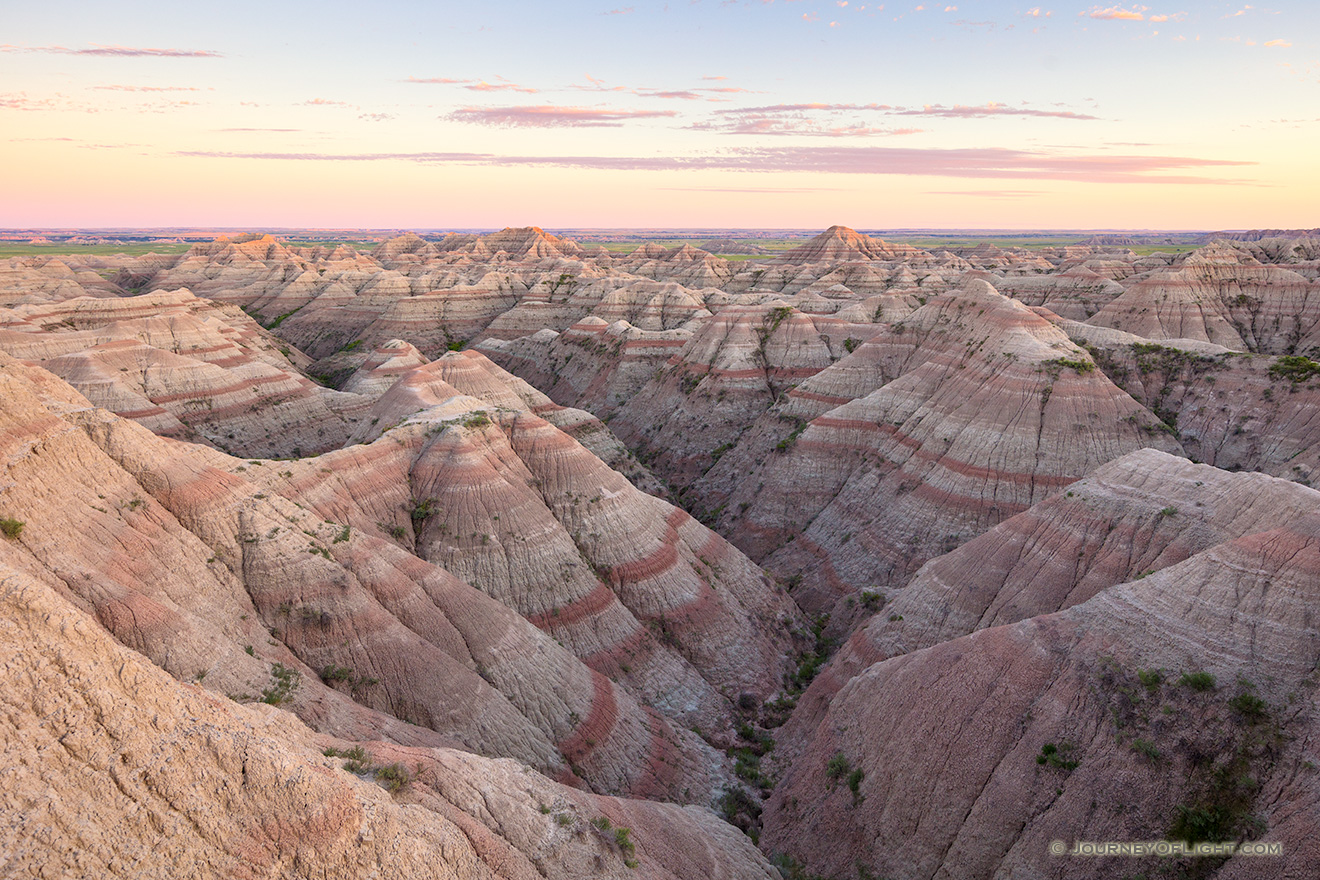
2,0,1316,230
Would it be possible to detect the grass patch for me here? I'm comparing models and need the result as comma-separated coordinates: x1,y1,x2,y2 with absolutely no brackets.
1179,671,1217,692
1269,355,1320,384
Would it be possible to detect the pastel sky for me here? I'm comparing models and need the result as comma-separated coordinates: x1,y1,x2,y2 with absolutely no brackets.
2,0,1316,229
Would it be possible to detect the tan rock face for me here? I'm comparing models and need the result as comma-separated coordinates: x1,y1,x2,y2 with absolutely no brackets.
763,503,1320,879
278,354,801,739
10,231,1320,879
1088,251,1320,353
0,289,367,457
0,354,745,804
0,558,776,880
714,282,1182,612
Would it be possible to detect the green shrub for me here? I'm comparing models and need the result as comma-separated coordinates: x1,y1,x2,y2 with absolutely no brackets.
409,498,436,524
0,518,24,539
1131,738,1161,760
1229,692,1268,723
1137,668,1163,691
1269,355,1320,383
260,662,300,706
1171,804,1234,845
826,752,850,781
1036,741,1079,770
374,762,411,793
1179,671,1217,692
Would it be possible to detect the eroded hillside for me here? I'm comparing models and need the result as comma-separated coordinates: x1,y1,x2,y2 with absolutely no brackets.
4,226,1320,879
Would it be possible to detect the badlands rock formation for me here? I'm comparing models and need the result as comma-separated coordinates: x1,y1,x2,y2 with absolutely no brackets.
5,226,1320,878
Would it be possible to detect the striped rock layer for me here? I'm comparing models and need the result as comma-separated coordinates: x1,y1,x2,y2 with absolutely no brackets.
0,354,736,804
761,464,1320,879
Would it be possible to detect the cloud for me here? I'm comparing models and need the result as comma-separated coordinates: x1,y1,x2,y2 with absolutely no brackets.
695,118,922,136
91,84,206,92
638,90,705,100
603,6,635,13
405,76,468,84
927,189,1044,197
175,145,1254,184
570,77,754,101
1024,6,1051,15
698,102,919,136
1,43,221,57
303,98,354,107
465,80,539,93
359,112,394,122
1264,39,1292,48
215,127,302,132
1083,5,1146,20
721,102,898,113
447,104,679,127
893,102,1099,120
0,93,63,111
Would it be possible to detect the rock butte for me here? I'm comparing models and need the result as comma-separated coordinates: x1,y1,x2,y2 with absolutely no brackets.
3,224,1320,878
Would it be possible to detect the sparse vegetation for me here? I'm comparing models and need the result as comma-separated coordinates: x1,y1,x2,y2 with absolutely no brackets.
260,662,300,706
0,518,24,539
1269,355,1320,384
1179,671,1217,692
1036,741,1079,771
409,497,437,524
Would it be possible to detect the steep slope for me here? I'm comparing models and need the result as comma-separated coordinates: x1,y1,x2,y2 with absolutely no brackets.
1060,323,1320,480
715,281,1182,614
0,557,776,880
265,355,800,738
0,354,730,802
1087,244,1320,354
0,289,367,456
762,504,1320,878
781,450,1320,758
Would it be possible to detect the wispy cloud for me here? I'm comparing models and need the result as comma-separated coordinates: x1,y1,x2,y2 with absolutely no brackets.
603,6,635,14
359,112,394,122
1264,39,1292,48
215,127,302,132
447,104,679,127
91,84,208,92
1082,5,1147,20
1,43,222,57
404,75,539,93
570,76,753,101
303,98,354,107
894,102,1099,120
704,100,1097,128
698,102,919,136
695,118,921,136
928,189,1044,197
465,80,539,93
174,145,1255,184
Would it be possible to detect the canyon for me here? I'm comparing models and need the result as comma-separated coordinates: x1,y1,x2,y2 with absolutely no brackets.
4,226,1320,878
